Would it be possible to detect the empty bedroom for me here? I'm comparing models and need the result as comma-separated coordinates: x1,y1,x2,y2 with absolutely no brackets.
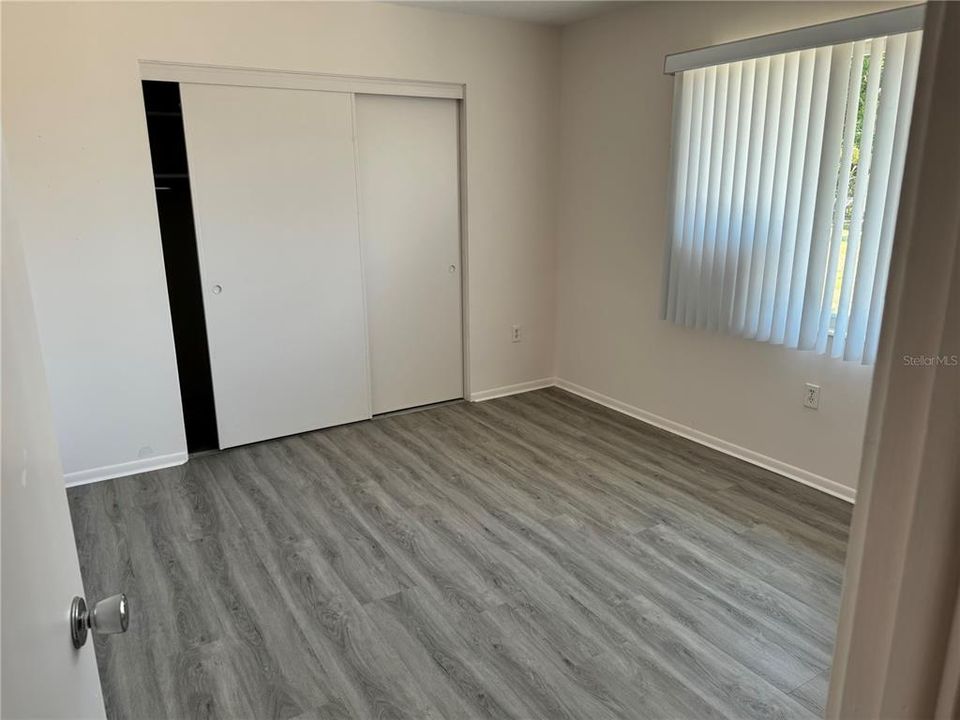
2,1,959,719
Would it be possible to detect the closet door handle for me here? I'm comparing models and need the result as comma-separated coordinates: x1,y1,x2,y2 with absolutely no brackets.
211,284,223,295
448,265,457,273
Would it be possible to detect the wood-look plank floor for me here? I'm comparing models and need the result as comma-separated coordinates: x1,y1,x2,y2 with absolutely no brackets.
68,388,852,720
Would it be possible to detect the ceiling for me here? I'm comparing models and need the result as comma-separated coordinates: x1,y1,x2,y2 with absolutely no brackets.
398,1,629,26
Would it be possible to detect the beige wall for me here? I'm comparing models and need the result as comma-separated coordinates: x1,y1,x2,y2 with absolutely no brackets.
1,2,560,479
4,0,907,492
555,2,906,494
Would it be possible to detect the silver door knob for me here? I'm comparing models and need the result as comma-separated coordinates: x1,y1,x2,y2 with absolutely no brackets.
71,593,129,649
448,264,457,273
212,284,223,295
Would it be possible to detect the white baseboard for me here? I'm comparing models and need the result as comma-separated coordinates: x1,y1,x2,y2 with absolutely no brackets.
64,451,188,488
469,377,557,402
62,381,855,502
554,378,857,503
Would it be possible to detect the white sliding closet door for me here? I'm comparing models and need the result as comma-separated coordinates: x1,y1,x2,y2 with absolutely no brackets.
181,84,370,448
356,95,463,414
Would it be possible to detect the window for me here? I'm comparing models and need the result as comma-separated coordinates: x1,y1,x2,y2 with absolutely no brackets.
662,28,922,364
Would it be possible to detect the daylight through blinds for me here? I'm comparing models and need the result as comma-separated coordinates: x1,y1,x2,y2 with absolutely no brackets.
663,31,922,364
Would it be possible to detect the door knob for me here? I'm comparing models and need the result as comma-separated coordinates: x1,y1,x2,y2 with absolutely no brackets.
448,264,457,273
71,593,129,649
212,284,223,295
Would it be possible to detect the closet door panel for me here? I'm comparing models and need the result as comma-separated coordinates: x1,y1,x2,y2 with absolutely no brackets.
356,95,463,414
181,84,370,448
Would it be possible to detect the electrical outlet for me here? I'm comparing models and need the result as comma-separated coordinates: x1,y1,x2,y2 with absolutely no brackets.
511,325,522,343
803,383,821,410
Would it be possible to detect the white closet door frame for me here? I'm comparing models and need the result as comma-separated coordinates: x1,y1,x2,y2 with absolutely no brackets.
140,61,464,99
140,63,472,439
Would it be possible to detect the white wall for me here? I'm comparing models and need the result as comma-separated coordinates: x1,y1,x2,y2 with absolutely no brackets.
1,1,560,480
555,2,907,495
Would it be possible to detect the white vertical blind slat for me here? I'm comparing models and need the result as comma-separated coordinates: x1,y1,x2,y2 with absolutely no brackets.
664,73,691,322
684,66,718,327
675,68,706,325
831,36,886,358
698,64,729,329
813,39,867,353
731,56,770,335
707,63,741,331
757,51,801,342
796,41,855,349
719,59,755,332
844,33,907,360
863,30,923,364
771,48,817,344
744,54,786,338
784,45,833,347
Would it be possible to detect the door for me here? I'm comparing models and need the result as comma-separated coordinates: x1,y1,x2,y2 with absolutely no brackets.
181,84,371,448
1,165,106,719
356,95,463,414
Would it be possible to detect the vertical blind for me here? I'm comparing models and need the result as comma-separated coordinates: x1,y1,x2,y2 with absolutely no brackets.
663,30,922,363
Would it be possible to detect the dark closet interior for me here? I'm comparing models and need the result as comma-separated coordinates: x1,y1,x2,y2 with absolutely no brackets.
142,80,219,453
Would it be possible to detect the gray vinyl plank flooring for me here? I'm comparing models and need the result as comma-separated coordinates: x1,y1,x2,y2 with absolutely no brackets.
789,670,832,718
69,387,852,719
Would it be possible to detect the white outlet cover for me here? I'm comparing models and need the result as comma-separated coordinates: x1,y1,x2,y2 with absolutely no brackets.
803,383,821,410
